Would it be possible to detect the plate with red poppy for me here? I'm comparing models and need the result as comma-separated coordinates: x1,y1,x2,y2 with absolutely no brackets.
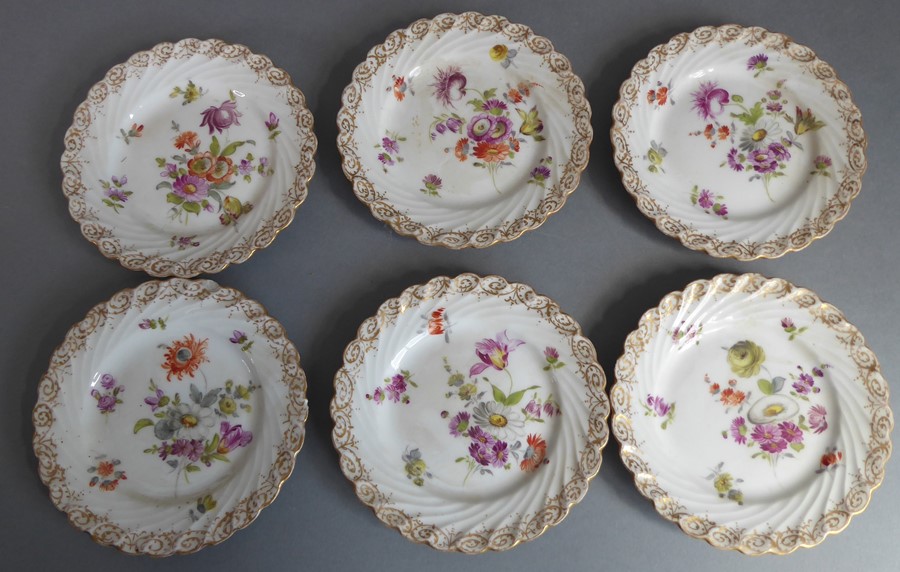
337,12,591,248
62,38,316,277
32,279,308,556
611,273,891,554
611,25,866,260
331,273,609,552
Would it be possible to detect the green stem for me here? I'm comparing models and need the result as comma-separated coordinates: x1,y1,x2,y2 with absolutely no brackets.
489,163,501,194
505,369,514,395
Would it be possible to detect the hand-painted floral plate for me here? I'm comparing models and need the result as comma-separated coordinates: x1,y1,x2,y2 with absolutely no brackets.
337,12,591,248
611,25,866,259
331,274,608,552
32,279,308,555
611,273,891,554
63,39,317,277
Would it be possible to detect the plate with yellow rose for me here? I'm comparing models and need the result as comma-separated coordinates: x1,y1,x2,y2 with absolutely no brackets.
337,12,592,248
611,273,891,554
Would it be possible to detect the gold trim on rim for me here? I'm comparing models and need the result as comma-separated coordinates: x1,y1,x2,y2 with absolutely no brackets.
32,279,309,556
610,25,867,260
611,273,892,554
336,12,593,249
330,273,610,552
62,38,317,277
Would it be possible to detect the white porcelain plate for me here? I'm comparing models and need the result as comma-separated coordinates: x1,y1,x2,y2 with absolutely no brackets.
331,274,608,552
612,26,866,259
338,12,592,248
33,279,308,555
611,274,892,554
63,39,317,277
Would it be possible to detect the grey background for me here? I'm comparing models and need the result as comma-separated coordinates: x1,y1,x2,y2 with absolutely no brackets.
1,0,897,569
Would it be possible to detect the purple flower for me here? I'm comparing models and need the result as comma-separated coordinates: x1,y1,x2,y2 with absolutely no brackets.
778,421,804,444
792,380,811,395
767,89,782,100
531,165,551,182
368,386,385,403
390,374,407,394
431,66,467,107
468,425,496,447
466,113,513,144
422,174,442,189
747,53,769,71
145,388,165,411
139,319,153,330
766,101,783,113
160,163,178,177
170,439,189,457
378,153,394,167
94,393,117,413
469,441,491,466
265,112,279,130
543,402,560,417
525,399,542,419
691,81,730,120
730,416,747,444
726,147,744,172
760,438,787,454
751,423,782,447
218,421,253,453
111,175,127,187
748,147,778,174
382,137,399,153
185,439,204,462
230,330,247,344
158,441,170,461
449,411,470,437
814,155,832,170
809,405,828,434
488,441,509,468
768,141,791,161
698,189,714,209
238,159,253,176
469,330,525,376
715,204,728,217
781,318,794,329
481,99,508,113
172,174,209,203
446,117,463,132
435,123,447,134
646,394,670,417
812,367,824,377
106,188,128,202
544,347,559,361
200,100,242,134
259,157,269,169
100,374,116,390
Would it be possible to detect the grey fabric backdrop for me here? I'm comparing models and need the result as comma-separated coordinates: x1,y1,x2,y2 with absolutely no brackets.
2,0,898,570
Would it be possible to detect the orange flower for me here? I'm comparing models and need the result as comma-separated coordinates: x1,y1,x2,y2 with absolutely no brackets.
454,138,469,162
392,76,406,102
656,87,668,105
516,81,534,97
720,388,746,407
99,480,119,492
473,141,510,163
647,89,656,104
703,124,714,140
718,125,730,140
174,131,200,150
820,451,842,468
96,461,115,477
161,334,209,382
427,308,445,335
187,152,216,178
507,88,523,104
520,434,547,472
509,138,520,152
206,156,234,184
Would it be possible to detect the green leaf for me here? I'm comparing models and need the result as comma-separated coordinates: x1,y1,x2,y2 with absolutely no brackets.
790,443,804,452
211,453,230,462
733,102,764,126
133,418,153,433
757,378,774,395
156,181,172,190
455,457,466,463
210,135,221,157
731,94,744,103
190,384,203,404
156,157,167,167
660,421,668,430
166,192,184,205
185,464,201,473
491,384,508,404
505,385,541,406
220,141,245,157
482,88,497,99
182,201,201,214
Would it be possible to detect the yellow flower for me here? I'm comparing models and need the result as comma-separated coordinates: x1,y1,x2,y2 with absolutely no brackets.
219,397,236,415
458,383,477,400
726,340,766,378
489,44,509,62
714,473,733,495
405,459,427,478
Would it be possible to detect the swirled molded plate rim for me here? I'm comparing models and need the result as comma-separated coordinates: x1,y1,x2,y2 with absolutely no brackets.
330,273,610,552
32,278,309,556
62,38,317,277
336,12,593,249
610,272,892,555
610,24,867,260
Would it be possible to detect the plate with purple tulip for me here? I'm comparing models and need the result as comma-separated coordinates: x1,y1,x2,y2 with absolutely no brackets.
611,25,866,260
62,38,316,277
337,12,592,248
611,273,891,554
331,273,609,552
32,279,309,555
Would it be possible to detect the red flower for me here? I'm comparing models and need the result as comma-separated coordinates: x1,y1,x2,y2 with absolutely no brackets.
520,434,547,472
709,383,720,394
454,138,469,161
427,308,445,335
392,76,406,102
720,388,746,407
718,125,730,140
647,89,656,104
703,124,714,140
656,87,668,105
820,451,842,469
205,156,234,184
174,131,201,151
99,480,119,492
96,461,115,477
161,334,209,382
